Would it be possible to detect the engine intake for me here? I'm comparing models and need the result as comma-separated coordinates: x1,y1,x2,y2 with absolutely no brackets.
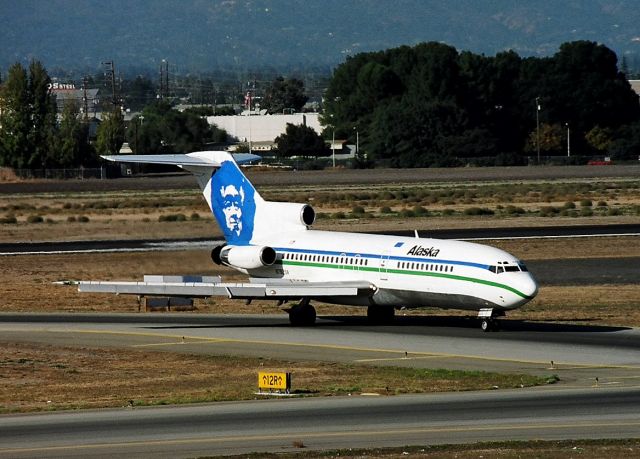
262,201,315,227
218,245,277,270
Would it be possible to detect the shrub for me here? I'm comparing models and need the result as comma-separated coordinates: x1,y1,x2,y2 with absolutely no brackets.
331,211,346,219
412,205,428,216
463,207,494,216
67,216,76,222
580,199,593,207
379,206,393,214
563,201,576,209
539,206,559,217
504,205,525,215
78,215,90,223
159,214,187,222
597,201,608,207
190,213,201,220
351,205,365,215
580,208,593,217
607,208,621,216
442,208,455,216
26,215,43,224
0,215,17,224
399,209,415,218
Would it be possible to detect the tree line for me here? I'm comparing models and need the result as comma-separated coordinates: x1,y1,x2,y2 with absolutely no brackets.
0,61,232,169
321,40,640,167
0,61,97,169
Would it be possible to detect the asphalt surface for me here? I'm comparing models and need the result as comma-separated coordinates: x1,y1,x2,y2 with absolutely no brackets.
1,313,640,457
2,388,640,458
2,164,639,194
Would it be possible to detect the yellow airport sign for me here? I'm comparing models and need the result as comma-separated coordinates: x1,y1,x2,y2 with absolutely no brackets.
258,371,291,392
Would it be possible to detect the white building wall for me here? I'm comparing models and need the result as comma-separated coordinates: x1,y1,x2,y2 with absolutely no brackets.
206,113,322,143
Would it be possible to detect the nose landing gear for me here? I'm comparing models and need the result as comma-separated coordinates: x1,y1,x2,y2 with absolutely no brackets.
478,308,504,332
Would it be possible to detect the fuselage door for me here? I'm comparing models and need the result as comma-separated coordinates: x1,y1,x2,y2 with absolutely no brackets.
379,254,390,281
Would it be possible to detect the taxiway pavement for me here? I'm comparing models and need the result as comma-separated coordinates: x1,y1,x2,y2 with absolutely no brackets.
2,313,640,457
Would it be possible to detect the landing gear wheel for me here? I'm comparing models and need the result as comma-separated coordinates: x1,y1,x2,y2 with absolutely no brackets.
367,305,395,325
481,319,499,332
288,303,316,326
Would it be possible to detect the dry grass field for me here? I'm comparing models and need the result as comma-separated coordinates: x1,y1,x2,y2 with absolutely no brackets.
1,176,638,243
0,341,545,413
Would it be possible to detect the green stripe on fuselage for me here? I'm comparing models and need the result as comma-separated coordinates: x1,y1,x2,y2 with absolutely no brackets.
281,260,530,299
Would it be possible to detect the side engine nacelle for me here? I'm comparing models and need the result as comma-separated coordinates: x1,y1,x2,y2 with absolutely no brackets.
211,244,277,270
262,201,315,228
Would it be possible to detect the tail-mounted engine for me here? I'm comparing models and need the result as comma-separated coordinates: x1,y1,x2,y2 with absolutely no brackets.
262,201,316,227
211,244,277,270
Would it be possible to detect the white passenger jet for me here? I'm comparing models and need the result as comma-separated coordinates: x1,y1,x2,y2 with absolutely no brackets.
77,151,538,331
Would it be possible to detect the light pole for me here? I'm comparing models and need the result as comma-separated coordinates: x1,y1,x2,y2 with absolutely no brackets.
331,126,336,168
565,123,570,157
535,97,541,165
353,126,359,158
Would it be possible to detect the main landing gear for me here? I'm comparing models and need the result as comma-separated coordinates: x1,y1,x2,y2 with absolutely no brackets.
367,305,395,325
288,298,316,326
478,308,504,332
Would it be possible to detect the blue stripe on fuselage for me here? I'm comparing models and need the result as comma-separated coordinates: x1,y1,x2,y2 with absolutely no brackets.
273,246,491,270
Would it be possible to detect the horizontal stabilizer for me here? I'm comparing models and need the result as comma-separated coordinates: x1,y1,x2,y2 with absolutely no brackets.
101,151,261,168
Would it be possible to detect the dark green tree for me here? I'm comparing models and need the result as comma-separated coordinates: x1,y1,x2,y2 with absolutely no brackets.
261,77,308,114
275,123,329,158
0,63,31,168
54,101,94,167
28,60,57,168
609,121,640,160
96,109,125,155
121,76,156,111
0,60,58,168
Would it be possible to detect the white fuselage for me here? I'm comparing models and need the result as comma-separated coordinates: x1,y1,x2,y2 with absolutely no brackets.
248,229,538,312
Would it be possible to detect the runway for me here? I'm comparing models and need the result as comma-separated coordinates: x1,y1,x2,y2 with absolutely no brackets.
1,223,638,255
2,388,640,458
2,313,640,457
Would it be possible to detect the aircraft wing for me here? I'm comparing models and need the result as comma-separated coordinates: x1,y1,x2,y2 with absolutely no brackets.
69,275,375,300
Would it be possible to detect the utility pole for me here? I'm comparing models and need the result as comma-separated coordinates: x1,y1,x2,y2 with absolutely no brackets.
535,97,541,165
81,77,89,121
102,61,118,111
159,59,169,100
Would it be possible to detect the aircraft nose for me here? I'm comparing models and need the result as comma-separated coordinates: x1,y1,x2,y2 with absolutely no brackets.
507,273,538,309
517,273,538,302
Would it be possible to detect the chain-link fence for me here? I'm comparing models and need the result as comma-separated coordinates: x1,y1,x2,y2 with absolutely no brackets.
12,168,107,180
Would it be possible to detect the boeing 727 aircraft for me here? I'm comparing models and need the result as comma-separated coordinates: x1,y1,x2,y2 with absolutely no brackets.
77,151,538,331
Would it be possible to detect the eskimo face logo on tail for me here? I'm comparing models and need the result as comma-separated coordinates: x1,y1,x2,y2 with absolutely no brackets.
211,161,256,244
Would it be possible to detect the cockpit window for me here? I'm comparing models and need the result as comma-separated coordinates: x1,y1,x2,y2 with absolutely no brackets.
489,264,526,273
